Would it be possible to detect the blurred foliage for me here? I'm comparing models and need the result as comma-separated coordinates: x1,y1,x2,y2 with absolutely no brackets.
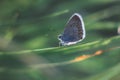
0,0,120,80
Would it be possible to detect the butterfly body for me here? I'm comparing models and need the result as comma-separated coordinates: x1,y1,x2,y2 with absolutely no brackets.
58,13,85,46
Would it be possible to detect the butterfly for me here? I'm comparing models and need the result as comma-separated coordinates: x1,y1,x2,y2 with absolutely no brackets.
58,13,86,46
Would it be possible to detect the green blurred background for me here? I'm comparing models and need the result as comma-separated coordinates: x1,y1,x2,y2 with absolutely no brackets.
0,0,120,80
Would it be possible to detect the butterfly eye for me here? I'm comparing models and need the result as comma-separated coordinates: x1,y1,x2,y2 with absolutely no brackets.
58,35,62,39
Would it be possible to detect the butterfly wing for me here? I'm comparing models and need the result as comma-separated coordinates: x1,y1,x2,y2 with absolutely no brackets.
59,13,85,45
